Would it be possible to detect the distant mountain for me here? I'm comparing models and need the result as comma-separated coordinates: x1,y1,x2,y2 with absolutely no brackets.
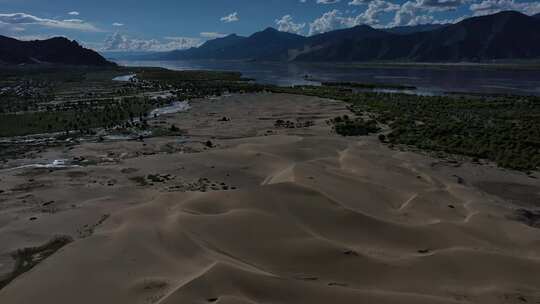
384,24,446,35
400,10,540,61
153,11,540,63
534,13,540,19
284,25,392,61
308,25,387,45
293,11,540,62
161,34,247,60
101,51,158,61
0,36,115,66
163,28,305,61
288,25,392,61
424,11,540,61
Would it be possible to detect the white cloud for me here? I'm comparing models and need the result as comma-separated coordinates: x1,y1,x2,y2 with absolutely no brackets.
112,22,124,27
353,0,400,25
309,0,508,32
308,1,399,35
221,12,239,23
390,0,454,26
13,34,62,41
0,12,99,31
391,1,424,26
317,0,341,4
275,15,306,34
0,21,25,33
387,0,508,27
63,19,84,23
470,0,540,16
68,11,80,16
102,32,202,52
309,10,352,35
200,32,227,38
417,0,466,11
348,0,371,5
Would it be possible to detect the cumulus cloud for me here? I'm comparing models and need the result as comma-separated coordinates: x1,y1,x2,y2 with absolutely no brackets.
68,11,80,16
221,12,239,23
387,0,540,27
309,10,352,35
0,12,99,31
391,1,426,26
417,0,466,11
470,0,540,16
308,0,399,35
309,0,513,31
102,32,202,52
354,0,400,25
390,0,460,26
275,15,306,34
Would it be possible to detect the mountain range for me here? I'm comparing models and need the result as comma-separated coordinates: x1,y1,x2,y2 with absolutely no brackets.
2,10,539,66
0,36,114,66
156,11,540,63
383,24,446,35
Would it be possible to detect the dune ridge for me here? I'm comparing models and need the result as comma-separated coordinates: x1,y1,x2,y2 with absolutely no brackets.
0,93,539,304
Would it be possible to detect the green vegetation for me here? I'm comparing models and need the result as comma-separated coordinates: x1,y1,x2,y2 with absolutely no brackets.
136,68,245,82
0,66,153,137
129,176,148,186
321,81,417,90
135,67,265,101
329,115,380,136
0,97,156,137
272,86,540,171
274,119,315,129
0,236,73,290
0,67,262,137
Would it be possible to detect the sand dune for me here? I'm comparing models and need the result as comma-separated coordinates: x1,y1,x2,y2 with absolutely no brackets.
0,93,539,303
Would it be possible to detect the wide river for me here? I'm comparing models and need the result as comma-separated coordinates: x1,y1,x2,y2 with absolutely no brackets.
118,60,540,96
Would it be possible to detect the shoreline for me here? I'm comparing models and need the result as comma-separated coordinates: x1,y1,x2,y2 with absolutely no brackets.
116,58,540,70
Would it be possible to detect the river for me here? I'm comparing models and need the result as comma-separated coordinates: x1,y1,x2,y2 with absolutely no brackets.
116,60,540,96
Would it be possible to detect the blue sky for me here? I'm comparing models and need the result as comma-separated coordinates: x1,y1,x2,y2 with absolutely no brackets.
0,0,539,52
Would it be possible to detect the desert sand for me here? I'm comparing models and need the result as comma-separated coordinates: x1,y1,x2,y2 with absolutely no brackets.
0,93,539,304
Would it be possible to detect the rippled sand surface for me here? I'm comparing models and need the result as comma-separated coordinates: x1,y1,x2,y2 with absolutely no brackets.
1,93,539,304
